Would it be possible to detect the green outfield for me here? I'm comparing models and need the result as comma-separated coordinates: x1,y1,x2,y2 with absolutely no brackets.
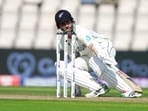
0,87,148,111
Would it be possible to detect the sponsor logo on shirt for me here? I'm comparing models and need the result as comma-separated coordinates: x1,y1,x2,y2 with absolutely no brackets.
85,35,92,42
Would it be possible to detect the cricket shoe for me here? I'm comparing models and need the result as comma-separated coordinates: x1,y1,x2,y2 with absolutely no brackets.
85,84,109,98
121,91,142,98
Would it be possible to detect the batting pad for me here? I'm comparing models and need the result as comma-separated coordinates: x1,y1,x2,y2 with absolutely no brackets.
59,61,102,91
89,56,134,93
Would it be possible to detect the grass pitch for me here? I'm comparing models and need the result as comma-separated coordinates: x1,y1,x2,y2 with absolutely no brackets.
0,87,148,111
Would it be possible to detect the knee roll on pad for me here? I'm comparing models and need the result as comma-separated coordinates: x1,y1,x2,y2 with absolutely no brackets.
89,56,133,92
89,56,106,77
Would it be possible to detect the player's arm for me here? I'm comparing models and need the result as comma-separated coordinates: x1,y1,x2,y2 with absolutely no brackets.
88,41,103,58
84,35,103,59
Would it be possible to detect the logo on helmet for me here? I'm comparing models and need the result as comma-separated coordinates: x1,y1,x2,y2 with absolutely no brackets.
59,12,64,18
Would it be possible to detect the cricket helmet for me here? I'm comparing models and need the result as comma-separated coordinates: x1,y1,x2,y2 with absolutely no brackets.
55,10,74,28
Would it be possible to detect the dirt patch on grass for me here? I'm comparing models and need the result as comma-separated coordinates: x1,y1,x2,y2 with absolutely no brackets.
0,94,148,103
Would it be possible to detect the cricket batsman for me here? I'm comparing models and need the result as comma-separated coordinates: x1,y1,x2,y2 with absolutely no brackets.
55,9,142,98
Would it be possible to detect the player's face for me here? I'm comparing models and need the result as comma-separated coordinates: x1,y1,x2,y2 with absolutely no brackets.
59,20,73,33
